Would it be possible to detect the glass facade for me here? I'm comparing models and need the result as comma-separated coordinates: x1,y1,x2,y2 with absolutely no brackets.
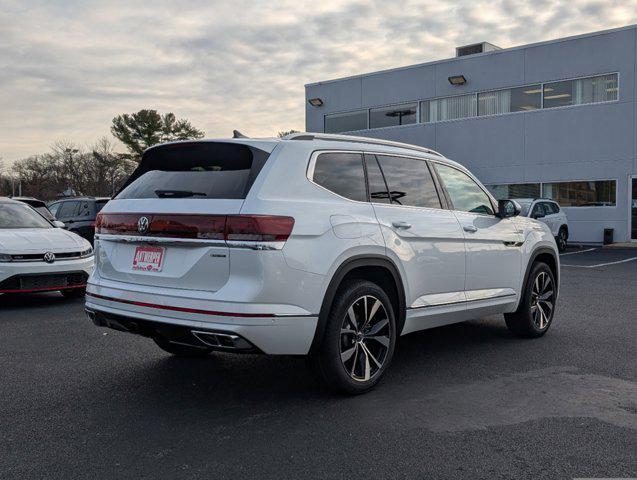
324,110,367,133
488,181,617,207
478,85,542,116
324,73,619,133
369,103,417,128
543,180,616,207
487,183,541,200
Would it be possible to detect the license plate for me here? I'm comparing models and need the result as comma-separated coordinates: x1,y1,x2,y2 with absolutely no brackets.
132,246,165,272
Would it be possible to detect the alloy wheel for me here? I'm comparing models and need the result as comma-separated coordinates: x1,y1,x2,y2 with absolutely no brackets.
530,271,554,329
339,295,392,382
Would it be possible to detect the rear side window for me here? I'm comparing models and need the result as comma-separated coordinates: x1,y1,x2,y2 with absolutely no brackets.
376,155,441,208
117,142,270,200
312,152,366,202
57,201,79,219
546,202,560,214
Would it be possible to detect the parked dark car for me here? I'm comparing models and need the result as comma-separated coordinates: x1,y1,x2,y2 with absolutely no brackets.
11,197,56,222
48,197,110,244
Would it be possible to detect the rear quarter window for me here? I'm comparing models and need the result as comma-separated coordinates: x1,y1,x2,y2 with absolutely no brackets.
116,142,270,200
311,152,366,202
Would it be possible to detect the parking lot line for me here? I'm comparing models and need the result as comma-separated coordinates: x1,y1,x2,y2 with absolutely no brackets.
560,248,597,256
562,256,637,268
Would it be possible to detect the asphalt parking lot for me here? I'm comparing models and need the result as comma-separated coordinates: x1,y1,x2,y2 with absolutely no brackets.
1,248,636,479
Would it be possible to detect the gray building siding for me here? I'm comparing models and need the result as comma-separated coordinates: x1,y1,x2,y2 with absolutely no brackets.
305,25,637,244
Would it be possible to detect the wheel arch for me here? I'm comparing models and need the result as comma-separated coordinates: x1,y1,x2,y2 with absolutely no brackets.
309,255,406,354
522,247,559,299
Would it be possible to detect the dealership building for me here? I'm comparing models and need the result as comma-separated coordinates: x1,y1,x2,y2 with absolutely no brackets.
305,25,637,244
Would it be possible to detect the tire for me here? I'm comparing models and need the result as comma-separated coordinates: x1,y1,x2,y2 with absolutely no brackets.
505,261,556,338
61,287,86,298
556,227,568,253
153,337,212,357
309,279,397,395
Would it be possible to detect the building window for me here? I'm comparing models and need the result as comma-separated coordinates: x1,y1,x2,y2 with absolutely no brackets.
543,73,618,109
369,103,417,129
542,180,616,207
421,94,477,123
324,110,367,133
478,85,542,116
487,183,541,200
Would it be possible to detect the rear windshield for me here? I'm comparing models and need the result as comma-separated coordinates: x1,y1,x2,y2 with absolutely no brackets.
116,142,270,200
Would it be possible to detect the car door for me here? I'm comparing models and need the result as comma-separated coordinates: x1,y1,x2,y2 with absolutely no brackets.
365,153,466,328
433,162,523,307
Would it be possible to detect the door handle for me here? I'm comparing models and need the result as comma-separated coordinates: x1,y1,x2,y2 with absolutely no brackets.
463,225,478,233
392,221,412,230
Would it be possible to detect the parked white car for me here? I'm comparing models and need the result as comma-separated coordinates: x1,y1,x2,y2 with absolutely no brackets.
85,133,560,394
512,198,569,252
0,198,94,297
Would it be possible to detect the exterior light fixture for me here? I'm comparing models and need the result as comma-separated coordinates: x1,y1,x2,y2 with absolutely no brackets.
308,98,324,107
448,75,467,85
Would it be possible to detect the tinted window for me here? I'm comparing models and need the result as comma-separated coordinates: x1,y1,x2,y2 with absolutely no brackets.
364,155,390,204
530,203,544,217
312,152,366,202
79,202,92,217
376,155,441,208
478,85,542,116
435,164,494,215
369,103,417,129
324,110,367,133
117,143,268,200
48,202,61,217
543,180,616,207
487,183,541,200
57,201,79,219
543,74,618,109
95,200,108,213
0,203,52,229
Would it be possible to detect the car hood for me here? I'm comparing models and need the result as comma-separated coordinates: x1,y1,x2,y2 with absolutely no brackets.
0,228,89,253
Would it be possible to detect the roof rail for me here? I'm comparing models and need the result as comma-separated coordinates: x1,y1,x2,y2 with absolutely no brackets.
283,132,444,158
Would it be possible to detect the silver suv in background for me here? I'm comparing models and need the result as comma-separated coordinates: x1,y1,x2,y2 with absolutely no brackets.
513,199,569,252
85,133,560,394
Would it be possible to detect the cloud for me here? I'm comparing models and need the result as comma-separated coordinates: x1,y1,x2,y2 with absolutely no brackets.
0,0,635,164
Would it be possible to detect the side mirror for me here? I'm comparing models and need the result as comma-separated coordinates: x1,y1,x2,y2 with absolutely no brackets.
53,220,66,228
497,199,521,218
532,211,545,219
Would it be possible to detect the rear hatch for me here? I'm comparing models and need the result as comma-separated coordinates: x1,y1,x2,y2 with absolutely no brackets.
95,141,272,292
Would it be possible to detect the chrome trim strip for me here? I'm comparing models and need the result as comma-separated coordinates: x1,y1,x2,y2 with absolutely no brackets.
96,234,285,250
409,289,517,309
95,234,226,247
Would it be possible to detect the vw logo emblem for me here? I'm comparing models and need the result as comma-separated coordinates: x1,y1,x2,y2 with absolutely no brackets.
137,216,150,235
44,252,56,264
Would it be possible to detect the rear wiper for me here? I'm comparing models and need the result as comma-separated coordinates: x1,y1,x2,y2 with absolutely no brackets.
154,190,207,198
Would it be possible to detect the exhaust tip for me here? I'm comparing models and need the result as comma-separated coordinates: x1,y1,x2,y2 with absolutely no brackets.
191,331,253,350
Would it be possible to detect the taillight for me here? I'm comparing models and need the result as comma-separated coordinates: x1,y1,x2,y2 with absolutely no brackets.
226,215,295,242
95,213,294,243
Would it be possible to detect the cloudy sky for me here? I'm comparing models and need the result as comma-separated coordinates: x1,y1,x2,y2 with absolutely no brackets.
1,0,636,164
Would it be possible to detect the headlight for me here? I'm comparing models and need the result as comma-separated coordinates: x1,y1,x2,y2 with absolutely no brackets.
80,246,94,258
0,253,12,262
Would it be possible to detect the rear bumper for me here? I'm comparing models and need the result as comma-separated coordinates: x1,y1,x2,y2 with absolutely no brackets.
85,283,318,355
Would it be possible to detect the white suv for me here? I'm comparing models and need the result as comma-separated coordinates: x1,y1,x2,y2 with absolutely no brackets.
85,133,560,394
513,199,569,252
